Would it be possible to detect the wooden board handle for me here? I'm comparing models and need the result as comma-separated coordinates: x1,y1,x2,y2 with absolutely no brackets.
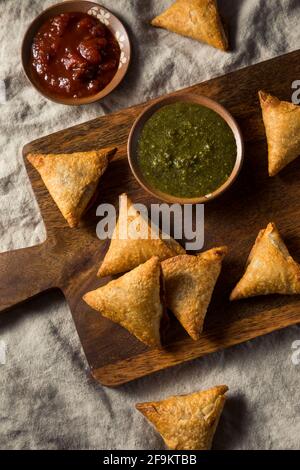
0,242,56,312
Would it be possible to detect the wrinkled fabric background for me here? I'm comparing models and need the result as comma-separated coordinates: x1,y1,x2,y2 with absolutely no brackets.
0,0,300,450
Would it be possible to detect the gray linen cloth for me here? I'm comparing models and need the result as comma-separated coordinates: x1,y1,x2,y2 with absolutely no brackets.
0,0,300,450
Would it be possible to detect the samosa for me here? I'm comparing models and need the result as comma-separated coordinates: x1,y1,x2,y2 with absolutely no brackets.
259,90,300,176
83,257,165,347
98,193,185,277
230,222,300,300
151,0,228,51
162,247,227,340
27,148,116,227
136,385,228,450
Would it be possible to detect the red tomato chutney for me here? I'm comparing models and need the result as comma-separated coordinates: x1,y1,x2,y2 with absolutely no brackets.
30,12,121,98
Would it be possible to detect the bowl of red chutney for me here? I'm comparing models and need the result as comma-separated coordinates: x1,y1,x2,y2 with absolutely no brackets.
22,1,131,105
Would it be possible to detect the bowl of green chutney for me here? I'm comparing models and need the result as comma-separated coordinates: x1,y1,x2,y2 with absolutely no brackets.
127,93,244,204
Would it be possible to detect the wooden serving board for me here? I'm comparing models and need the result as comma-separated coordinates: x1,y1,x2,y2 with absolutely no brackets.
1,50,300,387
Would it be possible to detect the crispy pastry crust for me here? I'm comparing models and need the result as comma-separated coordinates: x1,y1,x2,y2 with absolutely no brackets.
136,385,228,450
162,247,227,340
230,222,300,300
259,90,300,176
151,0,228,51
98,193,185,277
27,148,117,227
83,257,164,347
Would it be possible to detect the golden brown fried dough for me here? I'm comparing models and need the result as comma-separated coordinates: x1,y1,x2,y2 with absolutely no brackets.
98,193,185,277
230,222,300,300
259,90,300,176
83,257,164,347
151,0,228,51
136,385,228,450
162,247,227,340
27,148,116,227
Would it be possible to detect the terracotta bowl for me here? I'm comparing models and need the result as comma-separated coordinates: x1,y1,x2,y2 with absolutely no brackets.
21,1,131,105
128,94,244,204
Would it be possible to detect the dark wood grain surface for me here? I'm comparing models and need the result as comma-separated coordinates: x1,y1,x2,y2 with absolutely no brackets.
1,50,300,386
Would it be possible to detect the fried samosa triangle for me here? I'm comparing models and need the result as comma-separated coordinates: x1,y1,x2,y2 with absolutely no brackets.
151,0,228,51
98,193,185,277
136,385,228,450
162,247,227,340
83,257,165,347
27,148,117,228
259,91,300,176
230,223,300,300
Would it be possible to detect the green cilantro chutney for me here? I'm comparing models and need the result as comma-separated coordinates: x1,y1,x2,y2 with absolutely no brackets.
137,102,237,198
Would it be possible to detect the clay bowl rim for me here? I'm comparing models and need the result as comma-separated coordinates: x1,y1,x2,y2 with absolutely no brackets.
127,93,244,204
21,0,131,106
